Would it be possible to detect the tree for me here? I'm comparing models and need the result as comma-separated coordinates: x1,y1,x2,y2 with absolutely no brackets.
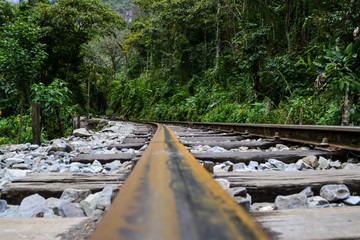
37,0,125,104
0,18,46,143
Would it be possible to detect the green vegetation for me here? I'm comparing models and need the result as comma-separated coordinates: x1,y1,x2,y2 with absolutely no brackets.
0,0,360,144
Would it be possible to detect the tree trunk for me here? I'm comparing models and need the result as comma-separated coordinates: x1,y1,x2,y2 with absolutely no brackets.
285,0,292,52
341,85,354,126
17,93,25,144
55,106,64,137
251,61,260,100
124,53,128,81
87,74,91,118
32,103,41,145
215,0,221,78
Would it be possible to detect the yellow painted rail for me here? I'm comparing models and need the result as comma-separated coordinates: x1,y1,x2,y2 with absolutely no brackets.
91,124,269,240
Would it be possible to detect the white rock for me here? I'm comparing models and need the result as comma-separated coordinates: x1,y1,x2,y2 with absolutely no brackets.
97,186,114,210
320,184,350,202
57,200,86,217
80,192,100,216
302,155,318,168
215,178,231,191
329,160,342,169
284,163,299,172
18,194,51,218
301,187,314,197
268,159,286,170
234,194,252,211
213,164,228,173
247,161,259,171
274,192,307,210
307,196,330,208
276,144,290,151
210,146,227,152
343,163,359,170
344,196,360,206
73,128,92,138
60,189,91,203
0,168,30,181
233,162,247,171
318,156,330,170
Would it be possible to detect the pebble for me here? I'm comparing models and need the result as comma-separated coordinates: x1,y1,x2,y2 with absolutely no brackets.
202,161,215,173
234,194,252,211
227,187,247,198
344,196,360,206
60,189,91,203
215,178,231,191
0,120,138,218
318,156,330,169
251,203,274,212
57,200,86,218
80,192,101,217
307,196,330,208
320,184,351,202
274,192,307,210
0,200,7,213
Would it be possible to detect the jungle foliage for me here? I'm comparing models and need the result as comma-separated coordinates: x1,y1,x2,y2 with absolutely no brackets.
0,0,360,144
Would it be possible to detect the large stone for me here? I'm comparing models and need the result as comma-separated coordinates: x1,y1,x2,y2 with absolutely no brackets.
0,200,7,213
202,161,215,173
69,165,80,173
234,194,252,211
295,159,312,170
73,128,92,138
8,144,30,152
0,180,10,190
274,192,307,210
4,157,24,167
0,168,30,181
329,160,342,169
232,162,247,171
276,144,290,151
247,161,259,171
320,184,351,202
60,189,91,203
80,192,100,216
210,146,227,152
302,155,318,168
344,196,360,206
268,159,286,170
307,196,330,208
227,187,247,198
45,197,62,215
213,164,228,173
57,200,86,218
215,178,231,191
89,160,103,173
301,187,314,197
343,163,359,170
284,163,299,172
0,205,19,217
104,160,122,172
318,156,330,170
49,139,72,153
18,193,50,217
251,202,274,212
97,186,114,210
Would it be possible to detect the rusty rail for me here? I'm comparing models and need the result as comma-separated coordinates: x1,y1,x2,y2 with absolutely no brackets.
91,124,268,240
160,122,360,152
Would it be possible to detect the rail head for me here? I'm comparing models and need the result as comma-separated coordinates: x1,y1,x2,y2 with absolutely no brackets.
91,123,269,240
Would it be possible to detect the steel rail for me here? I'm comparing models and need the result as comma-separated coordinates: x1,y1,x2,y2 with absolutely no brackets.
90,123,268,240
160,121,360,152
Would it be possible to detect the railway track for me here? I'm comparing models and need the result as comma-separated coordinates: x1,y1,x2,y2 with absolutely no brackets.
1,120,360,239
